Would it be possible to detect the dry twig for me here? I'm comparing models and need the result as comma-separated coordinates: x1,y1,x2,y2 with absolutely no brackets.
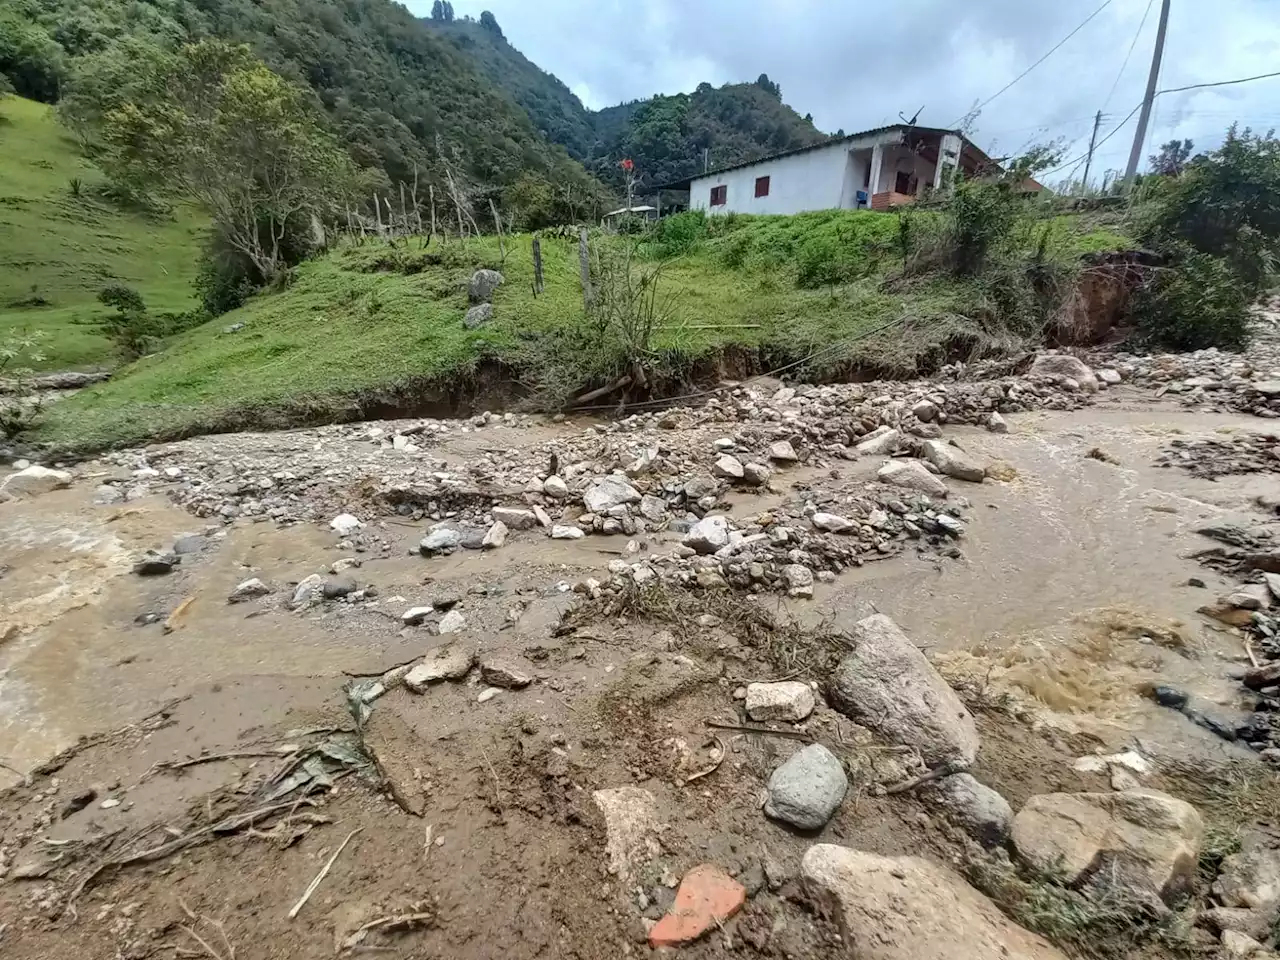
288,828,363,920
705,720,812,742
685,737,726,783
883,762,963,795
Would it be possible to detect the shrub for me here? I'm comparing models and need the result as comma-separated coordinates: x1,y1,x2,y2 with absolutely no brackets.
97,284,158,358
795,235,850,288
650,210,707,257
1132,248,1250,351
0,330,47,438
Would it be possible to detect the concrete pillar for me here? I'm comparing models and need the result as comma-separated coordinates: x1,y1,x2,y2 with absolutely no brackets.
935,133,963,190
868,143,885,199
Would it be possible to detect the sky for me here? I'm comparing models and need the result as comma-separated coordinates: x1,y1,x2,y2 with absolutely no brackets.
409,0,1280,183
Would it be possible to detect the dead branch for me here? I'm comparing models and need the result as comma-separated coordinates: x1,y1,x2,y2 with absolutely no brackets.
288,827,362,919
704,720,812,742
882,762,964,795
340,909,435,952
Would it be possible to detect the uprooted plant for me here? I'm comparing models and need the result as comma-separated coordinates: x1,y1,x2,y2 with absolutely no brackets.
0,329,47,438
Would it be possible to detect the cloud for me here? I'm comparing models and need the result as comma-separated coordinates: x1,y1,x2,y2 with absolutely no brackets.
418,0,1280,179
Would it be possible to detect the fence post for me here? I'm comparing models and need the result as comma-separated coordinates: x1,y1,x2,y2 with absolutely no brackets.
532,237,544,295
578,227,592,309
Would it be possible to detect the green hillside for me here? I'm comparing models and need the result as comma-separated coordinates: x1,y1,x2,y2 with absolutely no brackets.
0,95,204,369
33,208,1131,454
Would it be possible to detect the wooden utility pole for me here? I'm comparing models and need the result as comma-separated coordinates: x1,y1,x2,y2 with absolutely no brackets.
532,237,544,295
1081,110,1103,192
578,227,592,309
1123,0,1172,185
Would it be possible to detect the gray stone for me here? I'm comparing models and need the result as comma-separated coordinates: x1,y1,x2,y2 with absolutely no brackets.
912,399,940,422
1213,830,1280,910
684,516,730,554
764,744,848,830
542,475,568,498
921,440,985,483
800,846,1069,960
742,462,771,487
0,465,71,499
322,576,358,599
401,605,433,625
921,773,1013,847
593,786,661,883
877,459,948,497
1029,354,1099,393
830,614,978,766
173,534,206,555
639,495,668,523
463,303,493,329
783,564,814,598
1098,368,1123,385
480,658,533,689
1011,789,1204,904
551,525,584,540
745,681,816,722
712,455,745,480
437,609,466,634
986,412,1009,434
228,578,272,604
1253,381,1280,397
769,440,798,462
492,507,537,530
467,268,504,303
404,645,474,690
583,476,641,514
812,512,854,533
290,574,324,609
134,551,179,576
482,520,508,549
625,446,659,478
420,528,463,555
856,428,901,455
682,473,719,499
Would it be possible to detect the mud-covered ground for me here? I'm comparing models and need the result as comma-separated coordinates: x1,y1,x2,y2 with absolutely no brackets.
4,346,1280,959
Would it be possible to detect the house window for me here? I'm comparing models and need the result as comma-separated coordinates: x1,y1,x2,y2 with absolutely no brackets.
710,184,727,206
895,171,918,195
754,175,770,198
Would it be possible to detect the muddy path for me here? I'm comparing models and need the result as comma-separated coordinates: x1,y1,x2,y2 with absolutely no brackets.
3,369,1280,959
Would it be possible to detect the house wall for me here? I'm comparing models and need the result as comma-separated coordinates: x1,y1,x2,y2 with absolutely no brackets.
689,141,855,216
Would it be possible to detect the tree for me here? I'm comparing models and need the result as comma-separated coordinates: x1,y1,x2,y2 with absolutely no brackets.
804,112,813,123
479,11,503,38
0,10,65,103
442,1,455,21
430,0,444,20
99,41,358,284
1149,138,1194,176
755,73,780,99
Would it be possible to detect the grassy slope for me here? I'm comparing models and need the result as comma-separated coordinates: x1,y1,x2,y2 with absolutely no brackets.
36,209,1131,454
0,96,205,369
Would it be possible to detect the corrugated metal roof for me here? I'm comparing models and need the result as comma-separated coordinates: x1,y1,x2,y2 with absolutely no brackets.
655,124,972,191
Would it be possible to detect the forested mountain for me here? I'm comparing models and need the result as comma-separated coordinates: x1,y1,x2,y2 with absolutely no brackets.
420,11,830,194
2,0,828,212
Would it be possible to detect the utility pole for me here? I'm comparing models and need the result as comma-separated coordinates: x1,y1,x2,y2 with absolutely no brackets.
1123,0,1171,185
1081,110,1103,193
703,148,709,173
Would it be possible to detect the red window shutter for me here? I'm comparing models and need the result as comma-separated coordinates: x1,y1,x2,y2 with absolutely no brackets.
754,176,770,197
710,185,727,206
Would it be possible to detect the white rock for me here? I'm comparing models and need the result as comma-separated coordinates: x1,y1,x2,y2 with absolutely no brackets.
492,507,537,530
437,610,466,634
404,645,474,690
542,475,569,498
477,687,502,703
921,439,985,483
583,476,641,513
593,786,661,882
482,520,508,549
402,606,434,625
877,460,948,498
986,412,1009,434
163,466,183,478
1098,368,1123,385
856,428,900,455
330,513,363,535
783,563,814,598
551,525,584,540
1,465,72,498
228,578,272,603
712,455,745,480
745,681,816,722
911,399,939,422
420,528,463,554
812,512,854,533
1029,354,1099,393
290,574,324,609
683,516,730,554
742,462,771,487
768,440,798,462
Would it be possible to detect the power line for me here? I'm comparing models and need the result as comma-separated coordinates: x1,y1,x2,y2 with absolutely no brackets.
1102,0,1155,110
950,0,1113,126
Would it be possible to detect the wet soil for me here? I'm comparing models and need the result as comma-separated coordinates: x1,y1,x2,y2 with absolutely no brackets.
2,388,1279,959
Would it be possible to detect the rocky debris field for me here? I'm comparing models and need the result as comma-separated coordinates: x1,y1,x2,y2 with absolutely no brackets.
9,336,1280,960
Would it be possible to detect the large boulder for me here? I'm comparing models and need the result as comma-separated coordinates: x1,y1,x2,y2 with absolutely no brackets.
1011,789,1204,904
856,427,901,456
801,846,1069,960
877,460,948,498
683,516,730,555
764,744,847,830
463,303,493,329
829,615,978,766
921,440,985,483
921,773,1013,847
583,476,641,514
467,268,504,304
1029,354,1099,393
1213,830,1280,910
1,465,72,499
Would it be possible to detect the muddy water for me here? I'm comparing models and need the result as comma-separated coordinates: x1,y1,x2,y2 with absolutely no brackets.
2,399,1278,784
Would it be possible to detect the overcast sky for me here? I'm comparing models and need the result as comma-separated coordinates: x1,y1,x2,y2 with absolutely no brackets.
409,0,1280,182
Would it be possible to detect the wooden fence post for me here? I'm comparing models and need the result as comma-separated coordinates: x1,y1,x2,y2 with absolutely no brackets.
578,226,592,309
532,237,544,295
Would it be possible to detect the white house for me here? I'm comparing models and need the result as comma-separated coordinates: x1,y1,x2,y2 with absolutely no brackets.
663,124,997,216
